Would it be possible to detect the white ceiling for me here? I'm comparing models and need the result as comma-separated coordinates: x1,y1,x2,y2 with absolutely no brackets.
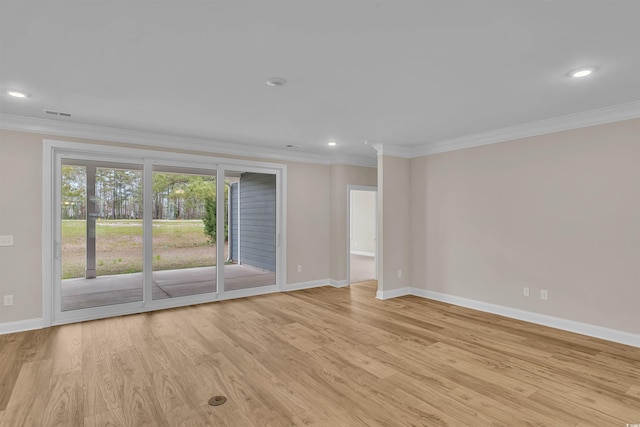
1,0,639,164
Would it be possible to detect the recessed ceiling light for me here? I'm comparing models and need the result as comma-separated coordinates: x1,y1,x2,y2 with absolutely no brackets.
266,77,287,87
328,141,337,146
6,89,31,98
569,67,595,78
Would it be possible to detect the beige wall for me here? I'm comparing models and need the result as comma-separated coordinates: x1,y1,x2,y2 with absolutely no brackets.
378,155,412,292
287,162,331,283
4,117,637,336
0,130,375,325
329,164,378,281
410,119,640,334
0,132,43,323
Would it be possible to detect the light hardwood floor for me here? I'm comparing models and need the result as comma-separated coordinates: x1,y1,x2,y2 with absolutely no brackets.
1,281,639,426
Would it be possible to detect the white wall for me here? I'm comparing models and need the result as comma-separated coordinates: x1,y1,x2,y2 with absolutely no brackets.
350,190,376,255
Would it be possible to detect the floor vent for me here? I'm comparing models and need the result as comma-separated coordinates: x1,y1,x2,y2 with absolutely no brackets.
208,395,227,406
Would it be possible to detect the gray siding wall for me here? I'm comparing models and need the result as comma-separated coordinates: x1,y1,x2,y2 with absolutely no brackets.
230,182,239,262
238,173,276,272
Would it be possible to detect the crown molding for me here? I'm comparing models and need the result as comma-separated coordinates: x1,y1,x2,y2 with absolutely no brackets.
0,113,378,167
3,100,637,165
330,154,377,168
371,101,640,159
410,100,640,157
371,143,411,158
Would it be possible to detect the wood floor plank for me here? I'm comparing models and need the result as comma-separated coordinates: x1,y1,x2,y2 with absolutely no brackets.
0,337,22,411
1,280,639,426
2,359,54,426
50,323,82,376
80,321,122,418
83,408,127,427
628,384,640,399
383,372,506,426
196,400,258,427
41,372,83,427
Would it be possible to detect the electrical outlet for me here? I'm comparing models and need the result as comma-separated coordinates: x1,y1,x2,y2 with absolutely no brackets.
297,265,302,273
4,295,13,306
540,290,549,300
0,235,13,246
397,269,402,278
523,287,530,297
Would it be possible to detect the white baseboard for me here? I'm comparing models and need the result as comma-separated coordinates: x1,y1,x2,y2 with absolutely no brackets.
283,278,349,291
0,318,44,335
284,279,331,292
350,251,375,257
376,286,412,300
390,288,638,348
329,279,349,288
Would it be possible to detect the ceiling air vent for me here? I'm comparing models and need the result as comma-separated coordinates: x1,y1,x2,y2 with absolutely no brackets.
44,109,71,117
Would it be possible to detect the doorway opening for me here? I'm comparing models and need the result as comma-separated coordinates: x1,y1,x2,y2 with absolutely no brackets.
348,186,377,284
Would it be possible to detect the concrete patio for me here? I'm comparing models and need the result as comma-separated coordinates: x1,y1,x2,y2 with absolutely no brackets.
61,264,275,311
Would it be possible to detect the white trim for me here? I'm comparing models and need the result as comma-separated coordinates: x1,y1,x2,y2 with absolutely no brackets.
142,159,154,302
371,101,640,158
413,101,640,157
329,279,349,288
0,113,376,167
4,101,637,165
350,250,375,257
376,286,412,300
0,318,44,335
376,287,640,348
371,143,411,158
283,279,331,292
280,167,288,289
219,285,279,301
44,138,287,171
216,168,226,292
330,155,377,168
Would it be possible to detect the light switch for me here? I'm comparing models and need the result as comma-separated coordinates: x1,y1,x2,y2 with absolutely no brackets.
0,235,14,246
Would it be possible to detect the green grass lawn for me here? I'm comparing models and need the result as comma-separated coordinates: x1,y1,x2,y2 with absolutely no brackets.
61,219,223,279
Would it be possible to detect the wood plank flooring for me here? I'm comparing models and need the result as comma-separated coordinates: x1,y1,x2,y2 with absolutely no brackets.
1,281,639,426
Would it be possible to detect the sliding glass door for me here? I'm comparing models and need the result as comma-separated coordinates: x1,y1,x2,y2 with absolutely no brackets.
59,159,144,312
151,166,218,299
223,169,277,293
48,142,284,325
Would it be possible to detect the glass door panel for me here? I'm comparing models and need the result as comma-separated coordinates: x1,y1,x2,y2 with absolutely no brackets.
151,167,218,299
224,170,276,292
60,160,143,311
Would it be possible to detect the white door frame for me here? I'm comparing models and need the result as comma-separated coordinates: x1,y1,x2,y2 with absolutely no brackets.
347,185,377,285
43,139,287,327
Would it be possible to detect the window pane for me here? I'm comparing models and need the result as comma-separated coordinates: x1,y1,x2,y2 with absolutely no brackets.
152,169,218,299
